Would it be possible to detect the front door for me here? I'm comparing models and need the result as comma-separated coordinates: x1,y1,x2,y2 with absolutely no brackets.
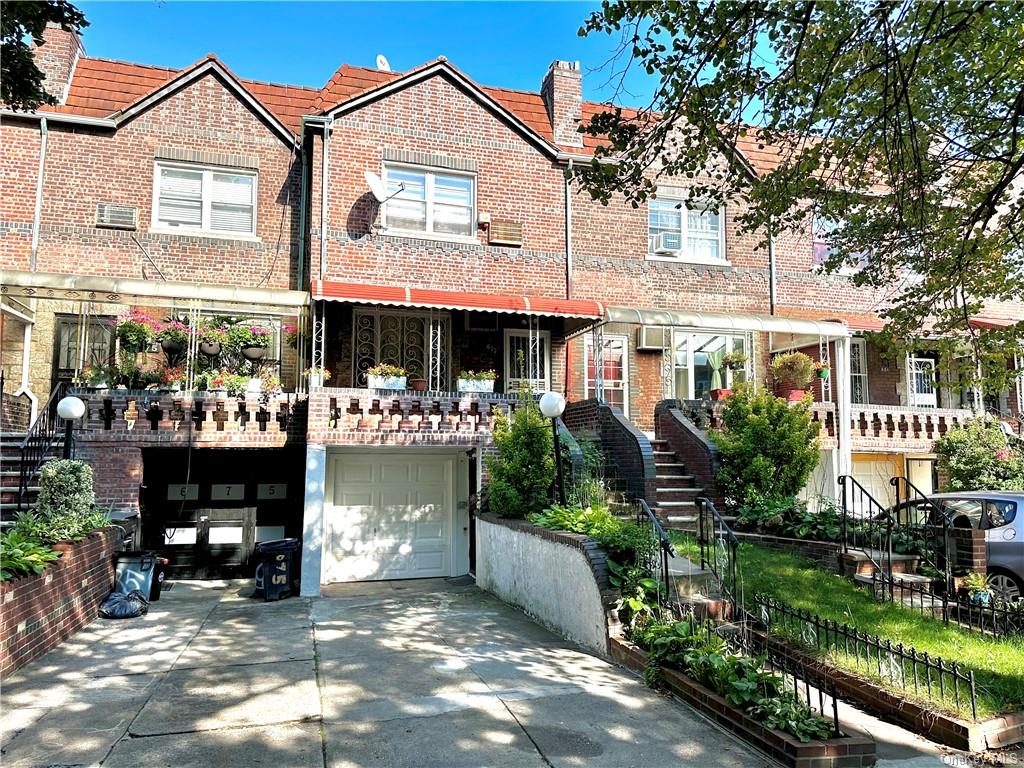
504,329,550,393
51,314,115,389
908,356,938,408
160,504,256,579
585,335,628,415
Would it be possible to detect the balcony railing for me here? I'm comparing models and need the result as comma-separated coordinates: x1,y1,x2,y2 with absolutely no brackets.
307,387,523,445
678,398,976,450
71,389,305,446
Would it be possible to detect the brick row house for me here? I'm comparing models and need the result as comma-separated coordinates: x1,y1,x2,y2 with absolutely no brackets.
1,25,1021,593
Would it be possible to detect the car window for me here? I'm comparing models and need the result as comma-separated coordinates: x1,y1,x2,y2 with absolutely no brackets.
987,500,1017,528
899,500,938,526
941,499,984,529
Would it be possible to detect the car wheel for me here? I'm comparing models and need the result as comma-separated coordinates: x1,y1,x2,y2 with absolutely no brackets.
988,571,1023,603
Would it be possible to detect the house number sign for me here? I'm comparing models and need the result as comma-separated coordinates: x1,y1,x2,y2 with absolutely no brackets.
167,484,198,501
257,483,287,500
211,484,245,500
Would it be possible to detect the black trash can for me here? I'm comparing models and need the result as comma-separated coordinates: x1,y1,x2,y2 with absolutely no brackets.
254,538,300,601
150,557,170,601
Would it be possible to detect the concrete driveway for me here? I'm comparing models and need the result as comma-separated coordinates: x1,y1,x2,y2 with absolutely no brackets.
0,578,766,767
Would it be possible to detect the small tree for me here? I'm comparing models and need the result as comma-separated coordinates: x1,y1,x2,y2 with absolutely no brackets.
711,386,820,508
935,420,1024,492
486,389,554,518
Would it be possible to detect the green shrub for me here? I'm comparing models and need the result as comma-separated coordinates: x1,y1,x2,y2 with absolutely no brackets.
0,531,61,581
12,507,110,544
711,385,820,509
487,390,554,518
935,419,1024,491
37,460,95,519
735,496,844,542
529,504,656,568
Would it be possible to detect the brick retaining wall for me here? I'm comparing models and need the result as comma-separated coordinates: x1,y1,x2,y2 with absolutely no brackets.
1,392,31,432
0,527,121,676
734,531,842,571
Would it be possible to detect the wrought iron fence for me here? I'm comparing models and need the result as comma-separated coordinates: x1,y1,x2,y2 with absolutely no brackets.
696,496,739,607
636,497,676,607
675,606,842,738
870,572,1024,638
754,594,978,720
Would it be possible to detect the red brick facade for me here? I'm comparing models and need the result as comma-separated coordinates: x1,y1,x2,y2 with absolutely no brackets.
0,527,120,677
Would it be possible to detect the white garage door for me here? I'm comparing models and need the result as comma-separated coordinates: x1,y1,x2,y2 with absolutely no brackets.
324,453,454,583
852,459,897,513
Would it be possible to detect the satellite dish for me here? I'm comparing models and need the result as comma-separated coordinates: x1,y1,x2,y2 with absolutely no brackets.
364,171,387,203
376,54,391,72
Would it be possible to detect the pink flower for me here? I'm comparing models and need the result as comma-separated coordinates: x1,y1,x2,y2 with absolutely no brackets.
995,449,1011,460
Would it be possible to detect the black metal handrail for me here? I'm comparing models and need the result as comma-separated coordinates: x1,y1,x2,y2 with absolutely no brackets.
755,594,978,720
696,496,740,608
890,476,953,597
17,381,69,511
637,497,676,606
837,474,893,591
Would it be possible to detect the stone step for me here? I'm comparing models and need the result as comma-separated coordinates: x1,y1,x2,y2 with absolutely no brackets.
657,486,704,497
656,473,696,483
653,462,687,471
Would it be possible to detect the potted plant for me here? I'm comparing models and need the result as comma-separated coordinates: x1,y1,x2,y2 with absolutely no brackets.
367,363,407,390
199,323,229,357
114,309,154,353
78,364,110,392
408,377,428,392
722,351,748,371
154,320,191,362
815,361,831,379
304,366,332,389
770,352,815,401
962,571,994,606
160,366,185,393
457,369,497,393
229,324,272,361
283,322,299,350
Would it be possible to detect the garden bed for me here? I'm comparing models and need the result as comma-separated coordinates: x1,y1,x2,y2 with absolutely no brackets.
1,527,120,676
610,637,877,768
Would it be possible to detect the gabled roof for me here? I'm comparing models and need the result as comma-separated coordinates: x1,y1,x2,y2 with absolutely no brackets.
36,55,318,140
314,58,562,157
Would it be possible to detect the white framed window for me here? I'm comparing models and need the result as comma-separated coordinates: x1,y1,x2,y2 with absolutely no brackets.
504,329,550,393
383,165,475,239
648,197,725,264
812,215,868,274
152,162,257,237
584,335,628,416
849,337,868,404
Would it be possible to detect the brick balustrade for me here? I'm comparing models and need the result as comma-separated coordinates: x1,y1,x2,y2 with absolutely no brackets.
850,404,973,452
306,388,523,447
1,527,121,677
72,390,307,448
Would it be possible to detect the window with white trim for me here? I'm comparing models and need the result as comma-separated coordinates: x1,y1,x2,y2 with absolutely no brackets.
383,166,475,237
584,335,628,416
153,162,256,236
648,197,724,263
849,337,868,404
812,215,868,274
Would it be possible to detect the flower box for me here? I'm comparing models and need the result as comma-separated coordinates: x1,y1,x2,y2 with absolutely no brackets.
457,378,495,393
368,375,407,390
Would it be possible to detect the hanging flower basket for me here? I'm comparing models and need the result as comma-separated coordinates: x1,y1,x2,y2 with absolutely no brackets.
200,341,222,357
241,344,267,361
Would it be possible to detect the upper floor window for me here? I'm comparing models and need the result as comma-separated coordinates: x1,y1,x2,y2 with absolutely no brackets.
812,215,868,273
648,198,724,264
153,162,256,237
383,166,475,238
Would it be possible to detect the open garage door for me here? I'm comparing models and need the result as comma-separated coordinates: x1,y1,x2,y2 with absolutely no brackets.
323,452,456,583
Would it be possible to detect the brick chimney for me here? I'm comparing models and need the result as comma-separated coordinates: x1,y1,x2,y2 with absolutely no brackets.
32,22,84,104
541,60,583,148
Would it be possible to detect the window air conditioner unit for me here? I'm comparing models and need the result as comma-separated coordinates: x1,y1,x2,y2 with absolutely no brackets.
637,325,670,351
650,233,677,255
95,203,138,230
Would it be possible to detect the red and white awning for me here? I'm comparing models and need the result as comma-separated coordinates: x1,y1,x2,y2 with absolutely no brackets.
311,280,605,319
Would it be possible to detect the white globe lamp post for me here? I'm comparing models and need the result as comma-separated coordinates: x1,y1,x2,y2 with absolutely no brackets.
539,391,567,506
56,396,86,459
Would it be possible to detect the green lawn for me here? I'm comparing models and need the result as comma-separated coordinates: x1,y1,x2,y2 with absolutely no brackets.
670,533,1024,719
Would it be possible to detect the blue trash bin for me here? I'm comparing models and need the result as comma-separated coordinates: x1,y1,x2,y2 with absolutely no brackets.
115,552,157,597
254,538,299,601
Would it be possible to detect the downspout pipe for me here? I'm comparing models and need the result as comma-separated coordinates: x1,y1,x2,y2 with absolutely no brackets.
564,159,574,396
30,117,47,272
767,219,777,316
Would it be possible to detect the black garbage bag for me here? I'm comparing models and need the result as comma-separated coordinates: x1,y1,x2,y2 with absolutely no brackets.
98,589,150,619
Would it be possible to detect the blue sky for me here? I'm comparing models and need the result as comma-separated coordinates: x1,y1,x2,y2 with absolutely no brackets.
76,1,655,105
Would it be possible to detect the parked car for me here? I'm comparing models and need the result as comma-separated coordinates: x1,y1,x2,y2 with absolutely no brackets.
889,491,1023,602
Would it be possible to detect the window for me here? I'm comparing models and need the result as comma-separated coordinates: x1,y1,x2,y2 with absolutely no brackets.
987,500,1016,529
383,166,474,238
648,198,724,263
585,335,628,416
51,315,114,388
352,309,450,390
153,163,256,236
812,215,868,273
504,329,550,392
670,332,748,399
850,338,868,404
